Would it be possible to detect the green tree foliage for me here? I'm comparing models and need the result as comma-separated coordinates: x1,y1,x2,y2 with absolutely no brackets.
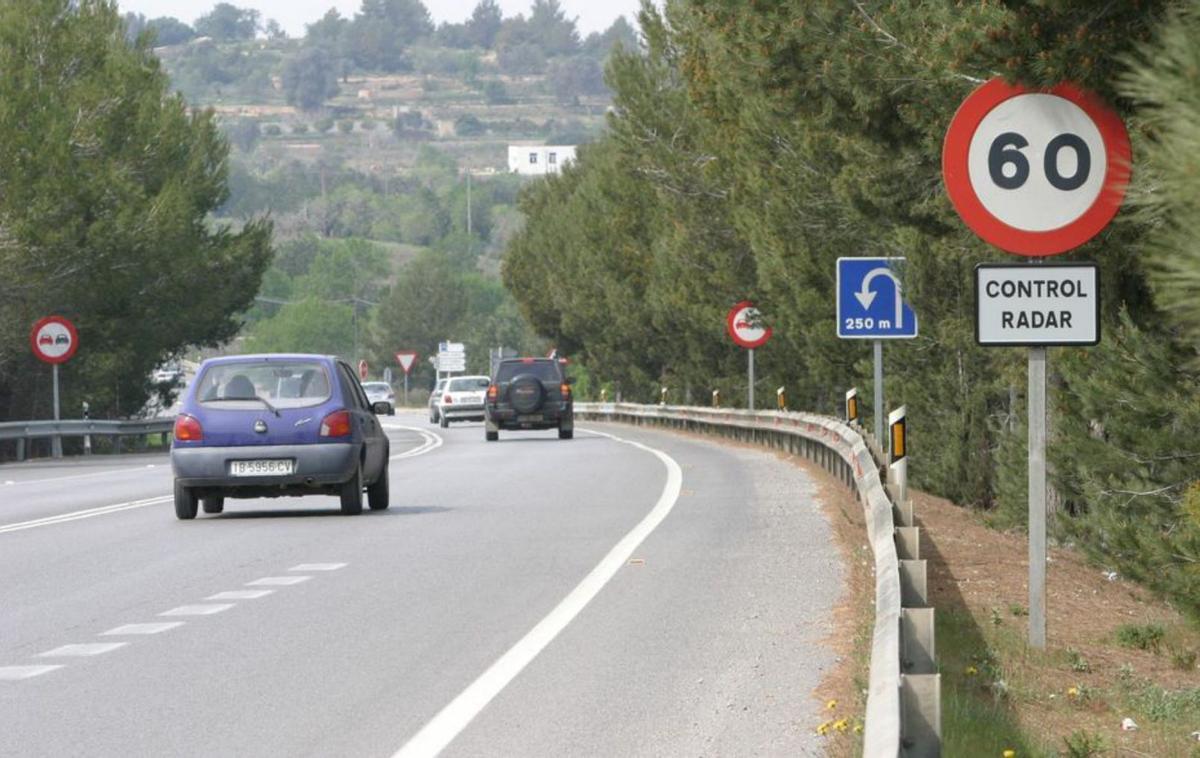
193,2,259,42
0,0,272,420
504,1,1200,618
547,56,606,102
582,16,638,59
527,0,579,57
1122,0,1200,349
348,0,433,72
149,17,197,46
281,47,340,112
466,0,502,49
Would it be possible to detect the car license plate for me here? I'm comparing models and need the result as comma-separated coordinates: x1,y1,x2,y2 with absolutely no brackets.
518,414,542,423
229,459,294,477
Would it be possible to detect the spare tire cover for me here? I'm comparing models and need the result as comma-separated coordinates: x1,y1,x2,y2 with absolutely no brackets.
509,374,545,413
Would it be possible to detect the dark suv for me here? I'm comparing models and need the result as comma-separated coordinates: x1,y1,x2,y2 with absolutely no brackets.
484,358,574,441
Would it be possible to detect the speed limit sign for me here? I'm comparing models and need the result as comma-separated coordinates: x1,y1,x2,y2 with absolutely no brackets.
943,78,1131,256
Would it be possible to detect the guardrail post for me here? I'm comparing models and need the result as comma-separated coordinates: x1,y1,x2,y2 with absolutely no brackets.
901,608,936,674
895,526,920,560
901,673,942,757
899,559,928,608
16,437,26,462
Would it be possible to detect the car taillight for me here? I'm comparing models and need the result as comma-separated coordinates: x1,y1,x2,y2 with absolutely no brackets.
443,394,452,404
320,409,352,438
560,383,571,397
174,414,203,442
487,385,498,401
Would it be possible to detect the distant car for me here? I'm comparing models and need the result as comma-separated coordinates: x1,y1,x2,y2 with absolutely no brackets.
153,366,183,384
38,334,53,346
484,358,574,441
428,378,447,424
54,334,70,345
170,354,391,519
436,375,490,428
362,382,396,416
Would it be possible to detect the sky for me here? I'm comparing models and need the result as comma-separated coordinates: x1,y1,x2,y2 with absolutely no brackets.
117,1,644,38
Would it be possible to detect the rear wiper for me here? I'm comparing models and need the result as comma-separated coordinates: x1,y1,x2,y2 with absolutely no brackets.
207,396,281,417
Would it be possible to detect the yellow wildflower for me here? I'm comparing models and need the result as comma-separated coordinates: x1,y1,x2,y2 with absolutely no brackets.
1003,750,1016,758
965,665,979,676
1067,686,1079,698
826,699,837,710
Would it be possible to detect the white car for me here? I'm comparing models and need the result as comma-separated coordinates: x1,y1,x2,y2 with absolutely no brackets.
436,375,490,428
362,382,396,415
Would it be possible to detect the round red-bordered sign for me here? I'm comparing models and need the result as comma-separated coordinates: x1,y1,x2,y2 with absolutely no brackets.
726,301,772,349
30,316,79,364
943,78,1131,256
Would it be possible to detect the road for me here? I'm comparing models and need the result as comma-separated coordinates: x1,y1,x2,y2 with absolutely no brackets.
0,415,845,757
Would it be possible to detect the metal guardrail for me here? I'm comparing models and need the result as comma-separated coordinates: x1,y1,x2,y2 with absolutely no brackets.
576,403,940,757
0,419,174,461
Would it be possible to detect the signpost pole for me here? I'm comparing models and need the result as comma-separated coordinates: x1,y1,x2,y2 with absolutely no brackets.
1028,346,1047,649
747,348,755,411
52,364,62,459
873,340,884,450
404,374,409,407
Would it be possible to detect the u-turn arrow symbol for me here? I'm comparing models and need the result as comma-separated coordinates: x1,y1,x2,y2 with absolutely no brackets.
854,268,903,328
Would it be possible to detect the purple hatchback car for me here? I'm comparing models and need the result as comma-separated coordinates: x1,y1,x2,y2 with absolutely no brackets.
170,354,390,519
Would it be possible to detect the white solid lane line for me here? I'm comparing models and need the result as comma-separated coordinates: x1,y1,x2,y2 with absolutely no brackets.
0,496,172,535
289,563,347,572
0,464,157,489
159,604,234,617
392,427,684,758
0,665,63,680
39,643,127,657
207,589,274,600
102,623,184,636
247,576,311,586
389,427,443,460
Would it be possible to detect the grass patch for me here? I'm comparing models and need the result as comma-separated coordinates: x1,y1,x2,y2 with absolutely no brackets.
938,607,1053,756
1116,622,1166,652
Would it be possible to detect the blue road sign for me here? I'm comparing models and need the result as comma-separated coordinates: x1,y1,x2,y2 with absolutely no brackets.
836,257,918,339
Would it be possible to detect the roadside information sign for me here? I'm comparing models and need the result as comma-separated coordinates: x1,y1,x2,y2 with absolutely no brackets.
30,315,79,364
358,359,369,380
395,351,418,374
836,257,918,339
725,301,771,349
943,78,1131,256
976,264,1099,346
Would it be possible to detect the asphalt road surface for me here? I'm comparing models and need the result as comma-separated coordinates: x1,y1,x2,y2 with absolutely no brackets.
0,415,845,757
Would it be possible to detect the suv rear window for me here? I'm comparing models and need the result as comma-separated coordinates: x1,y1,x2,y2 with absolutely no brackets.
495,360,562,383
196,360,332,409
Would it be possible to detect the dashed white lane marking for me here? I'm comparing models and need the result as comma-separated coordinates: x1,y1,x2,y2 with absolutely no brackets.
0,665,63,680
289,563,347,572
102,622,184,636
247,576,311,586
39,643,127,657
207,589,274,600
392,427,684,758
160,604,234,617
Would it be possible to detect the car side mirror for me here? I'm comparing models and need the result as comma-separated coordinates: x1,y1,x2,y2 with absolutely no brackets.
372,401,390,415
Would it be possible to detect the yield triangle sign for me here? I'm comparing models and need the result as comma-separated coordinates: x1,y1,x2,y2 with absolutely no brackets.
395,351,418,374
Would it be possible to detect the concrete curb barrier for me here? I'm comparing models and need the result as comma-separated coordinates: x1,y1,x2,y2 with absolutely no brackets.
576,403,940,757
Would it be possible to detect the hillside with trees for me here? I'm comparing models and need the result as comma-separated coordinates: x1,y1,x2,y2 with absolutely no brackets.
117,0,637,386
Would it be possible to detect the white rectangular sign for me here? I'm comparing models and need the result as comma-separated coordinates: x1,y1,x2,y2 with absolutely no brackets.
976,264,1099,346
437,357,466,371
438,342,465,354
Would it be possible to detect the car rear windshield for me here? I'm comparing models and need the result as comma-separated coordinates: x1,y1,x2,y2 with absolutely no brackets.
448,377,490,391
495,360,561,383
362,383,391,393
196,361,332,409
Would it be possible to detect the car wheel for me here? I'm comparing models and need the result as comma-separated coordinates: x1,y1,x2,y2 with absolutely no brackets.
440,415,449,429
558,427,574,440
202,495,225,514
340,465,364,515
368,464,389,511
486,430,499,442
174,480,198,520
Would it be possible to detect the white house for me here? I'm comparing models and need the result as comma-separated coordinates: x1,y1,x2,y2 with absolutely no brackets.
508,145,576,176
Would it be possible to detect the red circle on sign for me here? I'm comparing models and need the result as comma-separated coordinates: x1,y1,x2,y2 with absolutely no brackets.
942,78,1131,256
726,301,772,349
30,316,79,364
